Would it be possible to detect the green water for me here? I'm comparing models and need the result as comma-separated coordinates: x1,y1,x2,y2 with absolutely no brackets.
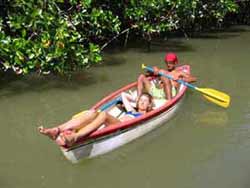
1,26,250,188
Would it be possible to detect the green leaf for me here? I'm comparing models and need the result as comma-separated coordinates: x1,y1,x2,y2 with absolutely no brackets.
22,29,27,38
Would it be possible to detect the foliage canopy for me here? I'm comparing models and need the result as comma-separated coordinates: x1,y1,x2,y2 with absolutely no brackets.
0,0,238,75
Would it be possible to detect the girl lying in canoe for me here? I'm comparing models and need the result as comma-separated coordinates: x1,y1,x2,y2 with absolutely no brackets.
38,93,153,147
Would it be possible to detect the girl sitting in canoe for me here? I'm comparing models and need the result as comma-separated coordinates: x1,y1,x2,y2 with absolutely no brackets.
38,93,153,147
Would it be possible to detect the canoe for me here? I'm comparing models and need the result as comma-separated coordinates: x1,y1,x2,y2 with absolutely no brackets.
60,65,190,163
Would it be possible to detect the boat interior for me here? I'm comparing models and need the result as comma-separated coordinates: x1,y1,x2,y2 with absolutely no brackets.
96,79,184,130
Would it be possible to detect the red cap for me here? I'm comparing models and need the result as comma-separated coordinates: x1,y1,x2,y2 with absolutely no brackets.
164,53,178,64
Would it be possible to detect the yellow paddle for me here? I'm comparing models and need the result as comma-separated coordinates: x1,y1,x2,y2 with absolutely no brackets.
142,64,230,108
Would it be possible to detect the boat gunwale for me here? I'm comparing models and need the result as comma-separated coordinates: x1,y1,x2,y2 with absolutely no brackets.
62,65,190,149
63,98,182,152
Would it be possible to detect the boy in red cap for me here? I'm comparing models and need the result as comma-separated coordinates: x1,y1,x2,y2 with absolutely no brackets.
137,52,196,101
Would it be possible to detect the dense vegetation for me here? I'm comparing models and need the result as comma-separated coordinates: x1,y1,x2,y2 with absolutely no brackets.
0,0,243,75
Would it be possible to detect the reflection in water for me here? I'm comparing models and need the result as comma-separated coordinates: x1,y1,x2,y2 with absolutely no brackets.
194,110,229,126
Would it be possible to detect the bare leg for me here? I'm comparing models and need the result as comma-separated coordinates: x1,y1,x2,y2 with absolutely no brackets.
57,110,99,131
74,111,120,139
161,76,172,100
105,112,121,125
137,74,152,97
38,110,98,139
59,112,120,146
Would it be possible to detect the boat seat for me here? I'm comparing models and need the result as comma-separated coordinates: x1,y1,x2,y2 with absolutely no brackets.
108,105,125,118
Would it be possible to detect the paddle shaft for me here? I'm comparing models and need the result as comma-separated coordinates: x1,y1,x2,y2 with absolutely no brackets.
99,96,122,111
144,66,197,90
73,96,122,118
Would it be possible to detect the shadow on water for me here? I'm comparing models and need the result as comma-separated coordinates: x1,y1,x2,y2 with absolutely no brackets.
150,39,195,53
103,37,195,54
189,26,249,40
191,33,239,40
0,55,127,98
0,71,95,89
146,26,250,52
104,25,250,54
216,26,249,33
94,54,126,67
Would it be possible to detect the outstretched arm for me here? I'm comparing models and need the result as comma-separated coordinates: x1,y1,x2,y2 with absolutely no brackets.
121,92,136,112
172,70,197,83
180,72,197,83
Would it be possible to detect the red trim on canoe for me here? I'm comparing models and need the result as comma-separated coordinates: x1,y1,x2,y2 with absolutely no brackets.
63,65,190,148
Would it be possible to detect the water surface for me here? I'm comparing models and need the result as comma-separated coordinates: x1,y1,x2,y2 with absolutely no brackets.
1,26,250,188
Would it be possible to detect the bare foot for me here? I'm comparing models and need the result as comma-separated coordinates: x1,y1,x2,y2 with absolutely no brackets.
55,131,76,147
38,126,60,140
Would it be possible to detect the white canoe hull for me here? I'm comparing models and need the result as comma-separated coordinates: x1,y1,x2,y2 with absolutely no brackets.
61,95,185,163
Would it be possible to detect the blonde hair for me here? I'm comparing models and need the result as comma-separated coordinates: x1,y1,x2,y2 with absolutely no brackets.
136,92,153,112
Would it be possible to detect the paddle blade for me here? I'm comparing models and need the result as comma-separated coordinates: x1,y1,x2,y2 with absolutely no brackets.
197,88,231,108
141,64,146,69
203,95,230,108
